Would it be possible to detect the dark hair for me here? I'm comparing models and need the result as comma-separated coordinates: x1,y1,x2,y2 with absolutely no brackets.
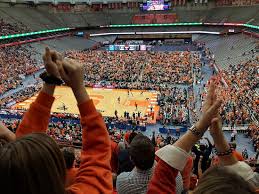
0,133,66,194
194,166,256,194
62,147,75,169
128,131,138,144
0,138,8,148
129,134,155,170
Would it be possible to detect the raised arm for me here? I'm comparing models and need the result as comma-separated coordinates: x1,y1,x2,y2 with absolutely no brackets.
15,84,55,138
148,82,222,193
58,59,112,194
15,48,59,138
210,114,259,188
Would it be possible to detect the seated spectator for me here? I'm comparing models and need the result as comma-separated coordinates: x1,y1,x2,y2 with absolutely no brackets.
61,147,78,187
116,134,155,194
0,48,113,194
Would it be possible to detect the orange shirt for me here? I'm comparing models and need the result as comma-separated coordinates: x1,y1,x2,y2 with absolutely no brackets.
181,156,193,190
111,140,119,173
66,168,78,187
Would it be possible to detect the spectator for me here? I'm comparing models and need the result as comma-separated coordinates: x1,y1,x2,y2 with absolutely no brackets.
147,82,259,193
116,134,155,194
117,131,138,174
0,48,113,194
61,147,78,187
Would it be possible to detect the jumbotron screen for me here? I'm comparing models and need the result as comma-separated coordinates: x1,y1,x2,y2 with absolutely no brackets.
142,0,169,11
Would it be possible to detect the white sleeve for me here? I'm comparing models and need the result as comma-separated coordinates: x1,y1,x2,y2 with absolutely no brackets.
155,145,189,171
225,161,256,182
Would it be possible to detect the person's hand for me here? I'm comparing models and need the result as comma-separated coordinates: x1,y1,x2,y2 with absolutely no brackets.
0,122,15,143
209,115,223,136
58,58,89,104
42,47,63,79
58,58,84,91
196,81,222,133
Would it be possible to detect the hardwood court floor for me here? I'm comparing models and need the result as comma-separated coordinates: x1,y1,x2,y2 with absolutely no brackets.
14,86,159,119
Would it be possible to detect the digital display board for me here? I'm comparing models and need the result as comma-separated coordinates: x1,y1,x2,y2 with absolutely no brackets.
142,0,169,11
107,45,152,51
140,45,147,51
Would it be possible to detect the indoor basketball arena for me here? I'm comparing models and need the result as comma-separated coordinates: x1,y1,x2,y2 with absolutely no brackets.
0,1,258,193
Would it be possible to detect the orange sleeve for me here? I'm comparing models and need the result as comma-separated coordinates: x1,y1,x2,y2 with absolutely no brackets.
233,151,244,161
147,159,177,194
67,100,112,194
15,91,55,138
66,168,79,187
180,156,193,190
110,141,119,173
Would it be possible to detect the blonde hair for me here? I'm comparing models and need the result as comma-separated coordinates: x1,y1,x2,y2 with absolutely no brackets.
193,166,256,194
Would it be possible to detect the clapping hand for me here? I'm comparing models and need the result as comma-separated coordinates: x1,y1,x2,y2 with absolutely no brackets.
42,47,63,79
196,81,222,133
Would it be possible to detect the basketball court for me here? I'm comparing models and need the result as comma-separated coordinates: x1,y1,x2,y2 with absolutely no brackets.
13,86,159,122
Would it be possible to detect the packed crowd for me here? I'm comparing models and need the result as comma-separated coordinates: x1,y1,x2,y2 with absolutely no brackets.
200,58,259,127
0,82,41,108
140,51,193,85
0,45,39,95
246,124,259,154
0,18,258,194
1,47,258,194
0,18,30,36
65,50,199,88
158,87,189,125
0,19,39,96
203,78,252,127
222,59,259,121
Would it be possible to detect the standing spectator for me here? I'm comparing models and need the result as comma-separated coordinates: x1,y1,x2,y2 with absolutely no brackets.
242,148,248,160
231,130,236,142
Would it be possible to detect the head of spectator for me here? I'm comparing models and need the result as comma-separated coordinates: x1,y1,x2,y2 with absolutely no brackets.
129,134,155,170
61,147,75,169
123,131,138,148
193,166,256,194
0,133,66,194
128,131,138,145
61,147,79,187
